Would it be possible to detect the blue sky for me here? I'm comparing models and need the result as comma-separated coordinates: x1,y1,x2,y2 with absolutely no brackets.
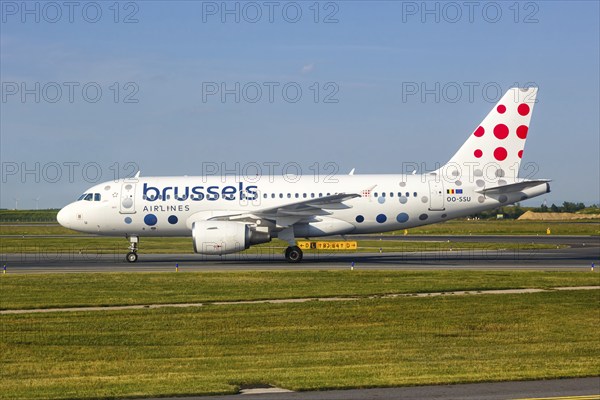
1,0,599,208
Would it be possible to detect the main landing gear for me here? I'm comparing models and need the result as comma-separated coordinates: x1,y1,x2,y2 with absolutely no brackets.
279,227,303,263
284,246,303,263
126,235,139,263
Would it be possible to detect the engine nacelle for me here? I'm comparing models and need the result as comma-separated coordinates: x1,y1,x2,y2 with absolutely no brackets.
192,221,270,255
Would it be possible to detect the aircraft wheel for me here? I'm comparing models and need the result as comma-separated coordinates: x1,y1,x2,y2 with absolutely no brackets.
285,246,303,263
126,252,138,263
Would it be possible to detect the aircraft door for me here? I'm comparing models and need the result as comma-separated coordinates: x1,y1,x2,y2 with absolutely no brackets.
120,182,136,214
428,181,445,211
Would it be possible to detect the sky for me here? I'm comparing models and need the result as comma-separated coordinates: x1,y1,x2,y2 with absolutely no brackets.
1,0,599,209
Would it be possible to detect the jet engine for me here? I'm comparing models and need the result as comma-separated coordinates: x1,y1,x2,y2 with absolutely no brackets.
192,221,271,255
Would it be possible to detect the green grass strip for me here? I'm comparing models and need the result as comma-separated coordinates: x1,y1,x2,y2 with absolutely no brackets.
0,290,598,399
1,270,599,310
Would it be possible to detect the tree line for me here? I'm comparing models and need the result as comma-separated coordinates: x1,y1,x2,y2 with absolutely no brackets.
471,202,599,220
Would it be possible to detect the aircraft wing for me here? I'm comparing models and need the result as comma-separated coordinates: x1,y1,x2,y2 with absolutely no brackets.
475,180,551,195
201,193,361,226
253,193,361,217
185,193,361,229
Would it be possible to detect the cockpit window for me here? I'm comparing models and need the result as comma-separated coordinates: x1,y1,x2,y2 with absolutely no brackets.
77,193,102,201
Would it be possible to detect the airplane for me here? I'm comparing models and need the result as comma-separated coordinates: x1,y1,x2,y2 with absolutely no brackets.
57,87,550,263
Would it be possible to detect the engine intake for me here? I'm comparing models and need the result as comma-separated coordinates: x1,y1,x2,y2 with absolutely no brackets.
192,221,270,255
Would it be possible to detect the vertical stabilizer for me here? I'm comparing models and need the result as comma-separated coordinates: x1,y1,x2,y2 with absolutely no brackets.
442,87,537,181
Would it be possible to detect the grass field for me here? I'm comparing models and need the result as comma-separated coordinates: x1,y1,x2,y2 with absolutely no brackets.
0,225,82,235
1,272,598,399
392,219,600,236
1,270,599,310
1,214,598,398
1,289,598,399
0,209,59,223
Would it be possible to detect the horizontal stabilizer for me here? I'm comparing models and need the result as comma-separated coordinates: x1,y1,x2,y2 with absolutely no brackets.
476,180,551,194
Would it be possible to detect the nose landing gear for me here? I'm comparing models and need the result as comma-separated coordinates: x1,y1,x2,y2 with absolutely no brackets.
126,251,138,263
126,235,139,263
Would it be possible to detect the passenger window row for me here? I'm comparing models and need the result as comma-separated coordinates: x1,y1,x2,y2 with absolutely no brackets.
374,192,417,198
141,191,417,201
262,192,332,199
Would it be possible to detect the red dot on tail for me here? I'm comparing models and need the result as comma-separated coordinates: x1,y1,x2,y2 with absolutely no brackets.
474,126,485,137
493,124,509,140
518,104,530,116
494,147,508,161
474,149,483,158
516,125,528,139
497,105,506,114
518,150,523,158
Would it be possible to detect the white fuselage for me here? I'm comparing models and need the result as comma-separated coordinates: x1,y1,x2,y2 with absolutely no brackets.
56,173,546,238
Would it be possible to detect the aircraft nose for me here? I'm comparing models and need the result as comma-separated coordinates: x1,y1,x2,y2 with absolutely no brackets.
56,205,72,228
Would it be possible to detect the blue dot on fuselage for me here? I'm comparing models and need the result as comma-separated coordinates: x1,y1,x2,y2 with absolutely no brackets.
124,217,132,224
168,215,178,224
356,215,364,223
376,214,387,223
144,214,157,226
396,213,409,223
